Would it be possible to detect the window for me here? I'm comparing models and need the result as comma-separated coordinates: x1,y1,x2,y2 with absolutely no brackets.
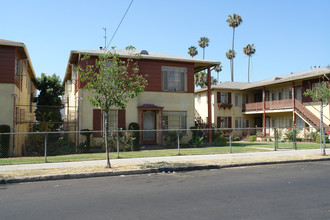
162,67,187,92
272,116,293,128
242,94,249,104
162,111,187,130
20,109,25,123
235,93,242,107
278,89,284,100
102,110,118,131
272,90,278,101
221,92,228,104
235,118,242,128
235,117,249,128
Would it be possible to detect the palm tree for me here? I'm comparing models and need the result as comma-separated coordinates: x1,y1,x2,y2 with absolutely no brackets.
194,71,217,88
188,46,198,58
198,37,210,60
226,14,242,82
243,44,256,83
214,63,223,83
226,50,235,78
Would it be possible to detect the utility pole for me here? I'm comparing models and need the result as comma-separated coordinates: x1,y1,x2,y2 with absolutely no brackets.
102,27,107,50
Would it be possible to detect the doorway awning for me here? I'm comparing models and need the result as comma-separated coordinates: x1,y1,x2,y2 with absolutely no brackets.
137,104,164,110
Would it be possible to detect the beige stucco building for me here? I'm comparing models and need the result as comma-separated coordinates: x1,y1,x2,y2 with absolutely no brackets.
63,49,219,146
0,39,37,156
195,67,330,138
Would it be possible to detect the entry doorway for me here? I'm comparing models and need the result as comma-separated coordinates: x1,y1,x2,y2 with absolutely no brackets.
143,111,156,144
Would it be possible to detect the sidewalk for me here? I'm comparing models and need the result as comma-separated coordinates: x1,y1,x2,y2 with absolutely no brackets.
0,149,324,172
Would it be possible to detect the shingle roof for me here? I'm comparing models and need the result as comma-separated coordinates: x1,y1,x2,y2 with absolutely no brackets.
64,49,220,83
196,67,330,93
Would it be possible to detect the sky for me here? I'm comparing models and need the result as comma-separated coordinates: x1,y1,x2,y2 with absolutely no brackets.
1,0,330,84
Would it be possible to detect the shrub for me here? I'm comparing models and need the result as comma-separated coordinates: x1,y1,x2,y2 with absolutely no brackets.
194,136,204,148
190,126,203,141
214,136,227,146
47,139,76,156
285,128,294,141
0,125,10,158
316,134,330,144
108,131,136,152
129,122,140,151
163,131,184,148
249,135,256,142
233,136,241,141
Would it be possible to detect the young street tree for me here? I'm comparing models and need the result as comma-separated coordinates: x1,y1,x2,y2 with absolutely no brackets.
304,80,330,156
226,13,242,82
36,73,64,131
198,37,210,60
243,44,256,83
188,46,198,58
78,47,148,168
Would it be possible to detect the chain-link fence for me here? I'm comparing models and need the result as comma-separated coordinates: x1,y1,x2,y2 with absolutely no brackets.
0,127,328,160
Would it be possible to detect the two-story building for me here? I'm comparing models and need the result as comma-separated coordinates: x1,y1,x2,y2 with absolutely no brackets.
0,39,37,156
63,49,219,145
195,67,330,137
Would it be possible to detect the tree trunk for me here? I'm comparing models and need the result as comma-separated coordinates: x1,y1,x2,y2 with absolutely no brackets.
231,27,235,82
104,111,111,168
203,47,205,60
248,55,251,83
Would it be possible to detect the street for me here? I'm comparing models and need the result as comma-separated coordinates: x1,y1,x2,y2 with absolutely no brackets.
1,161,330,220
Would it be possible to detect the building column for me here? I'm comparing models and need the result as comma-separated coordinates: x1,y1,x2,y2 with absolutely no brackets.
292,82,296,128
207,67,212,144
263,87,266,136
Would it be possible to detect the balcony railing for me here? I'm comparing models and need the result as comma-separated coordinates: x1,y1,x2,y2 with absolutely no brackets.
244,99,293,112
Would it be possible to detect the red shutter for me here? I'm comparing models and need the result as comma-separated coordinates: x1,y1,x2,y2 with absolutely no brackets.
217,117,221,128
217,92,221,103
228,92,232,104
93,109,102,137
228,117,232,128
118,109,126,130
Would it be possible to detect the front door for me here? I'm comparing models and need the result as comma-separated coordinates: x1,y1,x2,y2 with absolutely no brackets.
265,117,270,136
143,111,156,143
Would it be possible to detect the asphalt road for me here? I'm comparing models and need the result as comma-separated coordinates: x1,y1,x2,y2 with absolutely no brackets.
1,161,330,220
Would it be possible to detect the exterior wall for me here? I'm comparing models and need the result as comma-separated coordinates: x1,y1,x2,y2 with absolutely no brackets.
195,92,209,123
77,89,195,144
304,102,330,126
0,46,16,84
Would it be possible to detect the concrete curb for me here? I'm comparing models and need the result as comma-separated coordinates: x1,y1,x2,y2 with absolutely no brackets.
1,157,330,184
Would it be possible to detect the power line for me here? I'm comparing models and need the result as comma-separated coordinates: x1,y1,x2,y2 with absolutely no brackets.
106,0,134,49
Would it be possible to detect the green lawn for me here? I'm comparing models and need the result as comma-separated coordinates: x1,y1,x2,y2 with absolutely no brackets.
0,141,326,166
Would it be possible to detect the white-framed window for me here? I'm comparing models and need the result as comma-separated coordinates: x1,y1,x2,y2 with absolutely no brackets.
220,117,228,128
162,67,187,92
235,117,249,128
272,116,292,128
103,110,118,131
221,92,228,104
235,93,242,107
162,111,187,130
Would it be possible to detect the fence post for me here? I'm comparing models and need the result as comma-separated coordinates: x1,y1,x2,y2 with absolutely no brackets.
116,130,120,158
293,127,297,150
229,129,232,153
44,133,48,163
177,130,180,155
274,127,277,151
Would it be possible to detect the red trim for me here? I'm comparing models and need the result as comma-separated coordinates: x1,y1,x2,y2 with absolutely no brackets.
93,109,102,137
217,92,221,103
118,109,126,130
228,92,232,105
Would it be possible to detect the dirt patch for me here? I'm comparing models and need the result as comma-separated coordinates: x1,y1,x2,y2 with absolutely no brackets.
1,154,329,178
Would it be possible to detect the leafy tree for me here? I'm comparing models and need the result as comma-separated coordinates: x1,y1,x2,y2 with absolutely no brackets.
188,46,198,58
77,47,148,168
194,71,217,88
214,63,223,83
35,73,64,131
226,50,236,78
226,13,242,82
243,44,256,83
198,37,210,60
304,80,330,156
